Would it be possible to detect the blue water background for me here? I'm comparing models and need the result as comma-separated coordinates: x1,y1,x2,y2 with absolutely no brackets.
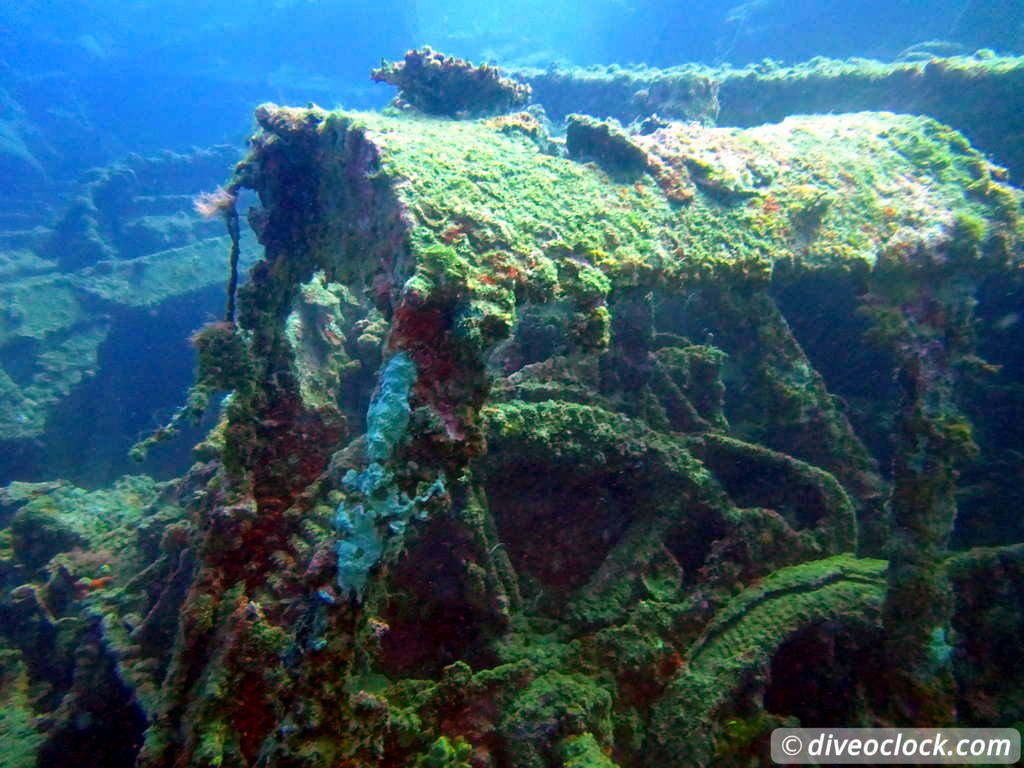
0,0,1002,167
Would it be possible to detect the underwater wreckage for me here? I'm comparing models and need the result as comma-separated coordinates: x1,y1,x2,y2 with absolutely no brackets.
2,48,1024,767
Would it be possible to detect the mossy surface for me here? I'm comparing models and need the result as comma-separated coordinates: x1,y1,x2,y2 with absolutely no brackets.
316,108,1021,303
687,554,886,672
512,53,1024,184
647,555,886,766
0,651,44,768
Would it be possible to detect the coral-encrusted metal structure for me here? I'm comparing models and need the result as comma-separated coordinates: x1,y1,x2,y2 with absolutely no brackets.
2,100,1023,768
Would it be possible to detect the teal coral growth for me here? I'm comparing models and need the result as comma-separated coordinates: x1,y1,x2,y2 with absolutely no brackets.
333,466,445,599
334,352,445,599
365,351,417,462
